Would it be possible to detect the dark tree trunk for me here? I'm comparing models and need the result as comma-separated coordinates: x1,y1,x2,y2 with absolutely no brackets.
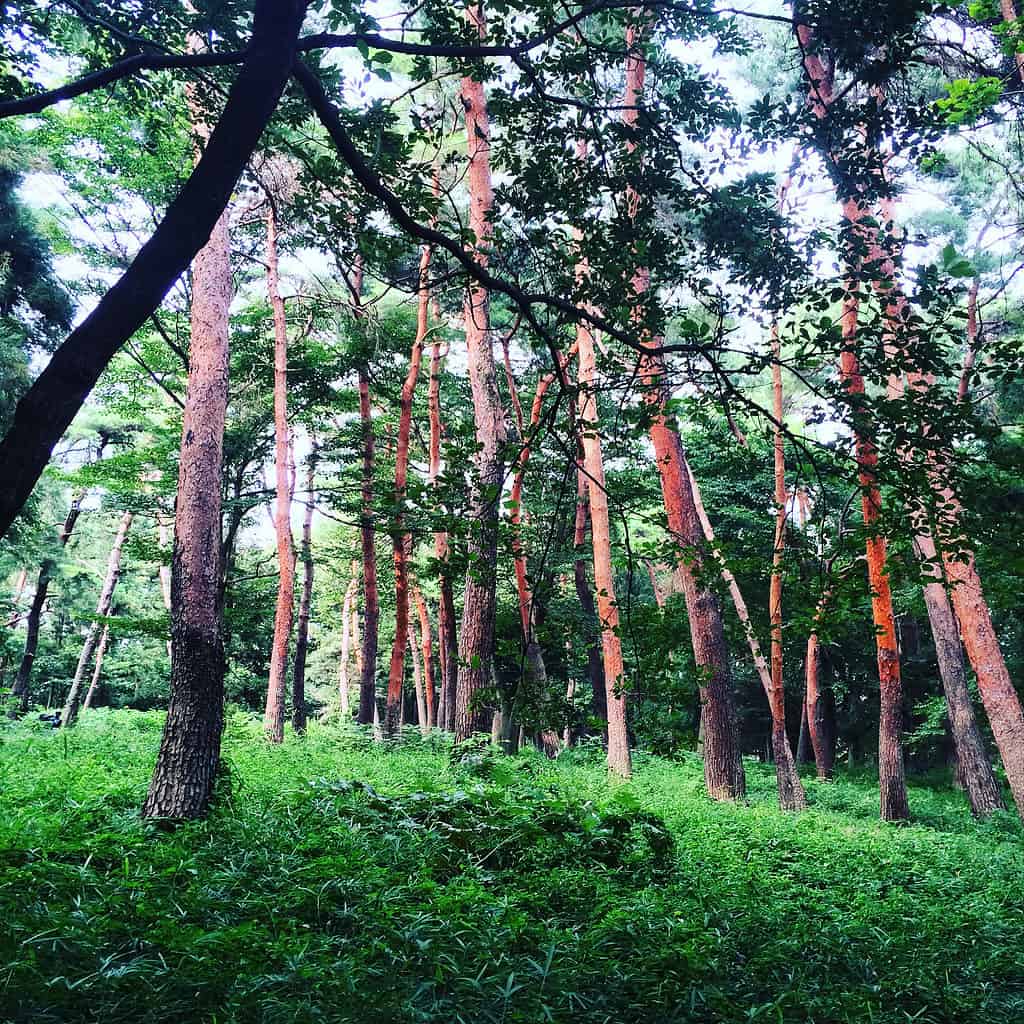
11,487,88,711
0,0,308,541
291,455,316,735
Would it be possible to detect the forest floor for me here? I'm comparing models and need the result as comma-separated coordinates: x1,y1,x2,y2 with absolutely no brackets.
1,710,1022,1024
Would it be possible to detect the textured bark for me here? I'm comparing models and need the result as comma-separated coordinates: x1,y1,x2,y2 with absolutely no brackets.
142,26,236,817
956,277,981,403
82,624,110,710
62,510,133,727
621,23,739,797
916,539,1004,815
263,204,295,742
338,560,358,717
385,241,431,734
576,294,631,777
413,586,436,728
805,593,837,780
0,0,308,541
408,626,428,736
291,455,316,735
11,488,86,710
454,3,506,741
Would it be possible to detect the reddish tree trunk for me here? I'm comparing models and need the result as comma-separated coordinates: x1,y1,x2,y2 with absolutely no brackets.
454,3,507,741
573,467,607,728
291,453,316,734
62,510,133,726
576,295,631,777
622,23,741,798
143,37,233,815
797,25,908,820
413,586,436,728
805,593,837,780
263,204,294,743
385,241,431,734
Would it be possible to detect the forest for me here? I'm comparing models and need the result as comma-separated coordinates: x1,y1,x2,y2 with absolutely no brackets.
0,0,1023,1020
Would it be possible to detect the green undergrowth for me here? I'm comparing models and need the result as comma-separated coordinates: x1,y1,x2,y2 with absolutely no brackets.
1,709,1022,1023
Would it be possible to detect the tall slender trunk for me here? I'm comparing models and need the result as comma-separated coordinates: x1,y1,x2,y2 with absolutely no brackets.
408,623,428,736
412,586,436,728
142,25,233,817
622,22,741,798
11,487,87,710
291,452,315,734
575,282,631,777
805,589,837,780
766,324,806,809
573,466,607,728
685,461,802,806
82,623,110,710
263,203,294,742
454,2,506,741
427,330,458,730
797,25,908,820
385,241,431,734
339,560,358,717
62,510,133,726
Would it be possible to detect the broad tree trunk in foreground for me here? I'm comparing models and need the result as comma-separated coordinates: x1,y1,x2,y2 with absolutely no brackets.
576,293,631,777
11,488,86,710
263,204,295,743
291,454,316,735
62,510,133,726
82,623,110,710
385,242,431,734
621,23,740,798
142,35,234,817
0,0,307,541
454,3,507,741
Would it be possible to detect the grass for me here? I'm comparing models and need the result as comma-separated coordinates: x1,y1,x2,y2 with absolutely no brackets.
1,709,1022,1023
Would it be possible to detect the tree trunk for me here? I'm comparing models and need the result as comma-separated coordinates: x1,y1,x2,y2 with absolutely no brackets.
0,0,308,541
291,452,316,735
426,310,458,732
82,623,110,710
62,510,133,726
142,27,235,817
454,3,506,741
685,461,801,806
11,488,86,711
573,467,608,730
385,241,431,734
765,323,806,809
263,203,295,742
412,586,436,728
409,627,428,737
797,19,909,821
805,607,837,781
1000,0,1024,84
339,560,358,717
621,23,740,798
575,273,631,777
